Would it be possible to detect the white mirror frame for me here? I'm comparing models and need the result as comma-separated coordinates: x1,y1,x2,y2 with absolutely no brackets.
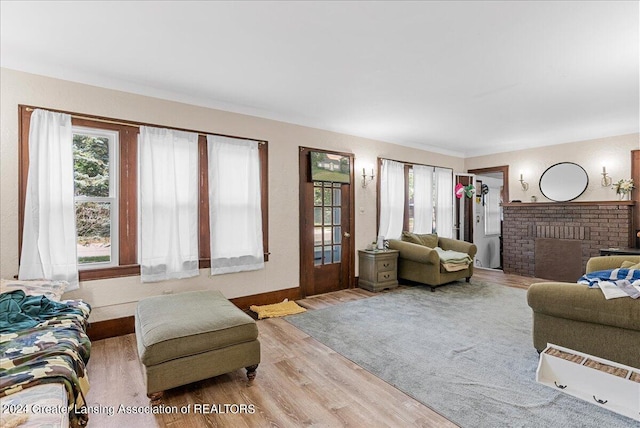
539,162,589,202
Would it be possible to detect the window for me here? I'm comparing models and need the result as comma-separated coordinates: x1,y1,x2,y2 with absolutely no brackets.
19,106,269,281
403,165,436,233
73,126,119,268
377,158,452,237
407,167,414,231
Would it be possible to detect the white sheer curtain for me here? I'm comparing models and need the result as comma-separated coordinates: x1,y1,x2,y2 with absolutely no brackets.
207,135,264,275
139,126,199,282
19,109,79,289
378,159,405,240
413,165,434,234
435,167,454,238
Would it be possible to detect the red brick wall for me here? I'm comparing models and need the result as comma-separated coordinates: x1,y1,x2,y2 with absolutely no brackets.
502,202,634,277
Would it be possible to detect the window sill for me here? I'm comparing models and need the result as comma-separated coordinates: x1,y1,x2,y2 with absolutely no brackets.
79,264,141,281
78,255,269,282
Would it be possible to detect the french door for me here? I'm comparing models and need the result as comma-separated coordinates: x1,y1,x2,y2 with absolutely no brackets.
299,147,354,296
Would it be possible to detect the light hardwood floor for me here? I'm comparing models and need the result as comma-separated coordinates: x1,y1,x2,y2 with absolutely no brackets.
85,268,544,427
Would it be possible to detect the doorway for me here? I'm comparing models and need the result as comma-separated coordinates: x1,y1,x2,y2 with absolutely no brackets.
468,166,509,270
454,173,475,243
299,147,355,297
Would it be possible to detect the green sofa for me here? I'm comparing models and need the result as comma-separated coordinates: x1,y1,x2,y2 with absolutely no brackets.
388,235,477,291
527,256,640,369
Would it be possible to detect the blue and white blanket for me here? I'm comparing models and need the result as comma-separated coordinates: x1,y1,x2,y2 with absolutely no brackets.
578,269,640,299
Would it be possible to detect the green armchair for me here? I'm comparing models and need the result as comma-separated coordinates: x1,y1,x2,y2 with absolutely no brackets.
388,235,477,291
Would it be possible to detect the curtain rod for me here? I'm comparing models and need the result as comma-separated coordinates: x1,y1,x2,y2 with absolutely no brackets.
378,156,453,171
24,106,266,145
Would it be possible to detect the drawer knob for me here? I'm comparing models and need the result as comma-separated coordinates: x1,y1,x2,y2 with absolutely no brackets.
553,381,567,390
383,274,389,279
383,263,389,267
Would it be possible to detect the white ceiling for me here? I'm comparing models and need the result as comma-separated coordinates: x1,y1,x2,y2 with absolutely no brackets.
1,1,638,157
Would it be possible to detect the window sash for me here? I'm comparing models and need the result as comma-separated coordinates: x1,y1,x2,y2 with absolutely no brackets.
73,126,119,269
75,198,119,269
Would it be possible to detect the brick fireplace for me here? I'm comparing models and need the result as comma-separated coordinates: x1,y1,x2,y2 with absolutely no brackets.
502,201,635,279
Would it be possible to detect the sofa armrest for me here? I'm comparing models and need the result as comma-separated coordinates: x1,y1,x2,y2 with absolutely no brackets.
438,237,477,258
586,256,640,273
388,239,439,265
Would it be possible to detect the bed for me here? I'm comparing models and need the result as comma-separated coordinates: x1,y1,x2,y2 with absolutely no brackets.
0,279,91,428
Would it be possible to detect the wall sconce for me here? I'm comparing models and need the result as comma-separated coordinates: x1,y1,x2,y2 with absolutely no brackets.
519,173,529,191
362,167,375,188
601,166,612,187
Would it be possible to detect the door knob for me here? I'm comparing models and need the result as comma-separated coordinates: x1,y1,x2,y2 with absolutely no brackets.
344,232,351,238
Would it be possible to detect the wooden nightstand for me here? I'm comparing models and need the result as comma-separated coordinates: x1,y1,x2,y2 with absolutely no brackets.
358,249,399,292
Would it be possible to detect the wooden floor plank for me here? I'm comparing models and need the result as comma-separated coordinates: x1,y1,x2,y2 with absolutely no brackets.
86,269,539,427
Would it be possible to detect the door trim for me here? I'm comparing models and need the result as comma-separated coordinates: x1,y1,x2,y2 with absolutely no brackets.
632,150,639,247
467,165,510,204
299,147,356,297
468,165,508,269
455,173,475,242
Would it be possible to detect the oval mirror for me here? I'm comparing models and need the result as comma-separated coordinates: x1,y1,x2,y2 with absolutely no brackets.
539,162,589,202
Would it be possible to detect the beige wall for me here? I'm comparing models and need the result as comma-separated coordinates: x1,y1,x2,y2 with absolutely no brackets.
3,69,637,320
0,68,464,320
465,134,639,202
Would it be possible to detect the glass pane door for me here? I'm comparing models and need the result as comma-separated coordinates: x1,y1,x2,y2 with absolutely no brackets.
313,181,342,266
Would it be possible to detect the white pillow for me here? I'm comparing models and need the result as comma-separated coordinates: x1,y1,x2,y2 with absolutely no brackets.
0,279,68,301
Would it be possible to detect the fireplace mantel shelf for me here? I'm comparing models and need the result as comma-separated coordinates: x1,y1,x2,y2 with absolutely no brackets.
503,200,635,207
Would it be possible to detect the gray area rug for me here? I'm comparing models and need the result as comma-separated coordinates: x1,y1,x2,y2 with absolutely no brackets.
286,281,635,428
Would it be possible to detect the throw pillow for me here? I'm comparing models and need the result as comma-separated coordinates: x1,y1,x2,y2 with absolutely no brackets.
401,231,438,248
416,233,438,248
620,261,640,269
401,231,424,245
0,279,68,301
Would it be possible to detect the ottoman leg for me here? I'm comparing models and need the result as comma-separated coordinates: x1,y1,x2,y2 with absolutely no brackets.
148,391,164,405
246,364,259,381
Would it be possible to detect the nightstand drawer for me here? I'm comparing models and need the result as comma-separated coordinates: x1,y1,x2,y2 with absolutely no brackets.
375,259,396,272
377,270,397,283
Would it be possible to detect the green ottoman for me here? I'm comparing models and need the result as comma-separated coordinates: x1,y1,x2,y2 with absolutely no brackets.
135,290,260,402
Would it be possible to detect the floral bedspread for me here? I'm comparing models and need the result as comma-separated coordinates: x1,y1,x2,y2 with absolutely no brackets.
0,295,91,427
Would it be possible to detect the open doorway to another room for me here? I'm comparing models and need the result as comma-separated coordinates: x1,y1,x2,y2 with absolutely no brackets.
454,173,475,243
468,166,509,271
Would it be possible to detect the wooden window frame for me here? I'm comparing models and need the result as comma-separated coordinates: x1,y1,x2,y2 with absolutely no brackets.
376,157,455,235
18,105,269,281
